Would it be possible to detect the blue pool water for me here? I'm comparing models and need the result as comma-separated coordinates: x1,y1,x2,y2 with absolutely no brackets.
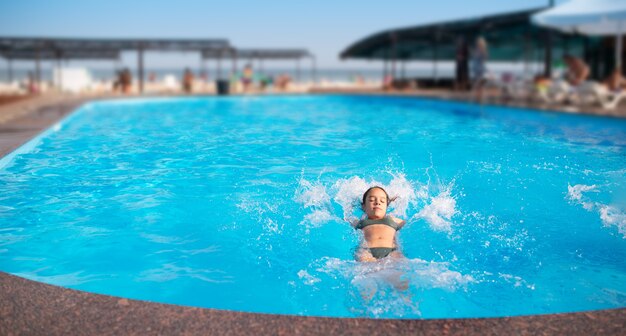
1,95,625,318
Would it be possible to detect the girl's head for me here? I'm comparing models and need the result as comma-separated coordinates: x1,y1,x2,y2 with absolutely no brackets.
360,186,396,219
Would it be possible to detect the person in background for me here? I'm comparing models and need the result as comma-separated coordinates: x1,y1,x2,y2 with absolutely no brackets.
471,36,489,100
603,67,624,92
120,68,132,94
382,74,394,91
182,68,194,93
563,54,589,86
455,36,470,91
27,72,38,94
241,64,254,92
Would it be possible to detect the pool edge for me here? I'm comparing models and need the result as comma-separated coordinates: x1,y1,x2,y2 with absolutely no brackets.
1,271,624,335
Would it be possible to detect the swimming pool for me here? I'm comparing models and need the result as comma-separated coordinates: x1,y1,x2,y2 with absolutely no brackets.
0,95,625,318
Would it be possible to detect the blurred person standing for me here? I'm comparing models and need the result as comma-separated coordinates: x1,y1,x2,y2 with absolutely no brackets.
241,64,254,92
182,68,194,93
455,37,470,91
471,36,489,100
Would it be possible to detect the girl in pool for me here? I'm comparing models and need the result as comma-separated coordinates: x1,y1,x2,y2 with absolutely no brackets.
352,186,406,262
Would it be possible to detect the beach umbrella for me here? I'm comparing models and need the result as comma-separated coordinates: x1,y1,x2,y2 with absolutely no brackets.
532,0,626,68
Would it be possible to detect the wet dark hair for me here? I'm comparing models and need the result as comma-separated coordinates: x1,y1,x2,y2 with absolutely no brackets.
360,186,397,206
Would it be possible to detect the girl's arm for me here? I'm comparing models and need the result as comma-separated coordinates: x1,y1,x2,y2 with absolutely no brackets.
392,216,406,230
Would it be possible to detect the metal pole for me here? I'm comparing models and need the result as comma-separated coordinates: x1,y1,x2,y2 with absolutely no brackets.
201,57,207,79
35,50,41,91
524,29,530,75
391,33,397,79
137,46,145,94
205,58,211,82
311,55,316,84
617,21,623,69
56,56,62,91
544,31,553,78
296,58,301,83
217,54,222,80
7,58,12,83
383,58,388,80
231,51,236,76
433,41,439,82
198,56,202,80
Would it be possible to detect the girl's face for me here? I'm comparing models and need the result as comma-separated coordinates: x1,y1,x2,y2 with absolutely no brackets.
362,188,388,219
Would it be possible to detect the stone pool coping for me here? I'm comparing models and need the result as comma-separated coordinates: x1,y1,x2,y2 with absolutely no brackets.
2,272,625,335
1,93,625,335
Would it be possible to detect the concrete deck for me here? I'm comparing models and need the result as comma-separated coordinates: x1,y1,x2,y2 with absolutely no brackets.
1,92,625,335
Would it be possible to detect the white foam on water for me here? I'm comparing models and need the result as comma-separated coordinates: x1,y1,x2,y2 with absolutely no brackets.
498,273,535,290
296,171,461,237
599,205,626,237
299,256,474,317
311,256,474,291
414,190,458,233
302,209,338,229
330,173,426,222
297,270,321,285
567,184,598,210
385,173,420,218
567,184,626,238
295,177,339,229
295,178,331,208
331,176,369,222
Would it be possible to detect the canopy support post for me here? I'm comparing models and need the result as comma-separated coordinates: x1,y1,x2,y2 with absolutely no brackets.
137,46,145,94
617,20,623,70
544,31,553,78
310,55,316,84
7,57,13,83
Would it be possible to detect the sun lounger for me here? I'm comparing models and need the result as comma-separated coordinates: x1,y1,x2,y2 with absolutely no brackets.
578,82,626,110
546,80,576,104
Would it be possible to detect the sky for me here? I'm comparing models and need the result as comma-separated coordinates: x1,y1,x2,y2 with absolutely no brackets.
0,0,564,69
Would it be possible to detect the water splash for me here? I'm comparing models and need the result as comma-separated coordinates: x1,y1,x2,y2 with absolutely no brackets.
599,205,626,237
413,189,458,233
295,178,331,208
567,184,598,211
385,173,421,218
296,171,459,234
299,256,474,318
295,177,339,230
331,176,369,221
567,184,626,238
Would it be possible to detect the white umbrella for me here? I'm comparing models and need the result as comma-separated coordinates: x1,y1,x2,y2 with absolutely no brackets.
532,0,626,68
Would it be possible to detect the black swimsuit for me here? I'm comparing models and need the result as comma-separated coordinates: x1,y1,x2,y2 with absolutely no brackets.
355,216,400,231
356,216,400,259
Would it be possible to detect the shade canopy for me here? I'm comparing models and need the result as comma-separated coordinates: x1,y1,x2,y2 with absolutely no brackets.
202,48,312,60
340,7,591,62
532,0,626,35
0,37,230,51
532,0,626,68
0,49,120,61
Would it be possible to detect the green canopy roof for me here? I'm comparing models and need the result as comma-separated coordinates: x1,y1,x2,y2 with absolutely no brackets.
340,7,598,62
